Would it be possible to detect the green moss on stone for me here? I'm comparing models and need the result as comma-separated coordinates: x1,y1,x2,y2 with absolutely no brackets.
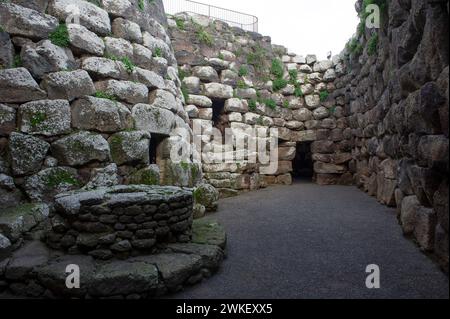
30,112,47,128
192,218,226,248
46,169,80,188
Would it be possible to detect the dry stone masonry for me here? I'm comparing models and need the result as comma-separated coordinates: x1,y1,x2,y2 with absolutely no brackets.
46,185,194,259
0,0,448,298
337,0,449,272
168,13,353,199
0,0,224,298
166,0,448,272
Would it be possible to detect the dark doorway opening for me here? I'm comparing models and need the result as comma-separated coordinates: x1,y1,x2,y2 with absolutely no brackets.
292,142,314,180
212,100,228,142
149,134,168,164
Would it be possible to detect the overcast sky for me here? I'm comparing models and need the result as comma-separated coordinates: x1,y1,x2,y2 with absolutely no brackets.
166,0,360,60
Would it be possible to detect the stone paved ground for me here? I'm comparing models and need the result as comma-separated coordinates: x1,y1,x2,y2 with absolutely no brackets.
171,181,449,299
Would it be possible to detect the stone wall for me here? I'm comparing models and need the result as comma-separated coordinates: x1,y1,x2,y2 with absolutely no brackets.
0,0,204,218
167,2,449,271
46,185,193,260
168,13,354,198
336,0,449,271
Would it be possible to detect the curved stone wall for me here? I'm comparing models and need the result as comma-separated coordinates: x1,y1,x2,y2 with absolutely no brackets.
168,13,354,198
0,0,203,214
336,0,448,271
166,3,449,271
0,1,226,297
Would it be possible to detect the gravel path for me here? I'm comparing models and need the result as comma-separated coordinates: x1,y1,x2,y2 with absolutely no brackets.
172,182,449,299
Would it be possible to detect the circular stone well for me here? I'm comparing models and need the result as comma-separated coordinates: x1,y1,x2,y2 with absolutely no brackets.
0,186,226,299
46,185,195,259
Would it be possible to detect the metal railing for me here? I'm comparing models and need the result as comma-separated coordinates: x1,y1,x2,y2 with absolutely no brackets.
163,0,259,32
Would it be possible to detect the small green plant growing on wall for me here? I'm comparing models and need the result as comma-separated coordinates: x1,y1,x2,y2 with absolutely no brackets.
103,54,135,72
175,17,185,30
49,24,70,47
237,80,248,89
138,0,155,11
121,57,135,73
347,38,363,57
195,25,213,46
294,84,303,97
13,55,22,68
264,98,277,110
270,58,284,79
94,91,117,101
181,85,189,103
153,47,163,58
30,112,47,128
46,169,81,188
367,33,379,56
282,100,290,109
256,116,264,126
178,67,187,81
272,78,288,92
238,65,249,77
319,90,329,102
288,69,298,84
248,99,257,111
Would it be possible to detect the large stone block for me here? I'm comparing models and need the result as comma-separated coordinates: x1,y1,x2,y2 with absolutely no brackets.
51,132,111,166
192,66,219,83
0,68,46,103
193,184,219,212
128,165,160,186
18,99,71,136
417,135,448,171
292,130,317,142
0,32,14,69
23,167,81,202
224,98,248,113
275,161,293,175
203,83,234,100
0,3,58,39
132,104,176,136
82,57,129,80
0,104,16,136
9,132,49,176
400,195,420,235
293,108,313,122
112,18,143,44
148,89,181,113
131,67,165,89
21,40,77,79
104,37,134,59
48,0,111,36
41,70,96,101
95,80,149,104
187,95,213,108
311,140,334,154
109,131,151,166
160,160,202,188
142,32,173,63
314,162,346,174
414,207,437,251
71,96,133,133
84,164,119,190
67,23,105,56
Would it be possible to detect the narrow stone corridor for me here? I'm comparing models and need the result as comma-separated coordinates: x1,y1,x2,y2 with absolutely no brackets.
172,182,449,299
